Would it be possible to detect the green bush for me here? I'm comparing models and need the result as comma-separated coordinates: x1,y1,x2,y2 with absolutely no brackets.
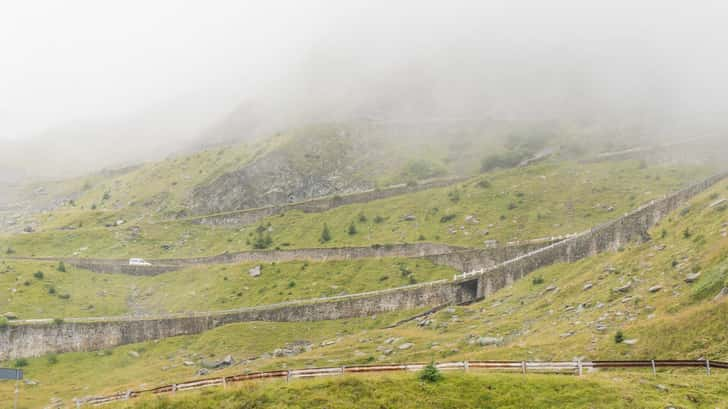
440,214,456,223
14,358,28,368
0,317,8,330
320,223,332,243
47,354,59,365
34,271,44,280
614,331,624,344
57,261,66,272
348,222,357,236
53,318,64,325
418,362,443,383
532,276,544,285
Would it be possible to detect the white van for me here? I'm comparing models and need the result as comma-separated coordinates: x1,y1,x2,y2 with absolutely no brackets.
129,258,152,266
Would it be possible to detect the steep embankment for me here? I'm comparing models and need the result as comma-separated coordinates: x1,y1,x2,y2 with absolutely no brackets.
3,171,727,407
1,161,709,258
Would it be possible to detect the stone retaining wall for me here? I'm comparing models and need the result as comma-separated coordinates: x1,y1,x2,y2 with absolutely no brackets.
2,171,725,360
186,177,466,226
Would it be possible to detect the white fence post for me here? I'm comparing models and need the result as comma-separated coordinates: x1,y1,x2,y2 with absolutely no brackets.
577,360,582,376
464,361,469,372
521,361,527,375
651,360,656,376
706,360,711,376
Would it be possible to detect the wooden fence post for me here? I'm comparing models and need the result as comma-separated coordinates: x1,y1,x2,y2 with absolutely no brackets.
706,360,711,376
651,360,656,376
222,377,227,389
521,361,527,375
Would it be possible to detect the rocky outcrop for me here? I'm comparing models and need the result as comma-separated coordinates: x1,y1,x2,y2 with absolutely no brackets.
188,130,377,215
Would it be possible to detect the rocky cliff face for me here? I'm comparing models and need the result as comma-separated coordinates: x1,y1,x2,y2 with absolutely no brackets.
188,126,382,215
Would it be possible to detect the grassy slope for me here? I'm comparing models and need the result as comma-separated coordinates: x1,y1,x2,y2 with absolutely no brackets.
0,257,455,319
0,160,710,258
119,372,728,409
2,177,727,407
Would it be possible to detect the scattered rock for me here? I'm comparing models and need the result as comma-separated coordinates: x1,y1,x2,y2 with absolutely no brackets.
583,283,593,291
384,337,397,344
614,282,632,293
320,339,337,347
484,240,498,248
402,214,416,221
655,384,669,392
183,361,195,366
544,285,557,292
383,349,393,355
648,285,662,293
623,339,639,345
709,198,727,208
248,265,261,277
196,368,209,376
478,336,503,346
398,343,414,350
128,351,140,358
714,287,728,301
685,272,701,283
2,312,18,320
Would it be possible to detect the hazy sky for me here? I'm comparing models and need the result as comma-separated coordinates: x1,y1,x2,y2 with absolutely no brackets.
2,1,728,140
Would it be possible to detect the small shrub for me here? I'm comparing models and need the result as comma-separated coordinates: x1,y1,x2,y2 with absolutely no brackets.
102,192,111,201
48,286,56,295
661,229,668,239
418,362,443,383
532,276,544,285
53,318,64,325
320,223,332,243
440,214,456,223
58,293,71,300
477,179,491,189
14,358,28,368
614,331,624,344
57,261,66,272
0,317,8,330
287,281,296,289
418,234,426,241
47,354,59,365
34,271,44,280
358,212,367,223
507,202,517,210
5,247,15,255
252,232,273,249
447,189,461,203
682,228,692,239
373,215,386,224
348,222,357,236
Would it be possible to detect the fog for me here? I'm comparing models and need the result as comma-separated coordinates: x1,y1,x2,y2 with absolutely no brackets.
1,1,727,179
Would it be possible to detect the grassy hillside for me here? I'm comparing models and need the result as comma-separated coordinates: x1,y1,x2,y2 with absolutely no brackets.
2,173,727,408
0,160,710,258
0,257,455,319
120,372,728,409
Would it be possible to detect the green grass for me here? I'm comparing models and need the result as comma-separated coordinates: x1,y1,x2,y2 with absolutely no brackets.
0,257,455,319
117,372,728,409
2,177,728,408
0,160,710,258
0,312,420,409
